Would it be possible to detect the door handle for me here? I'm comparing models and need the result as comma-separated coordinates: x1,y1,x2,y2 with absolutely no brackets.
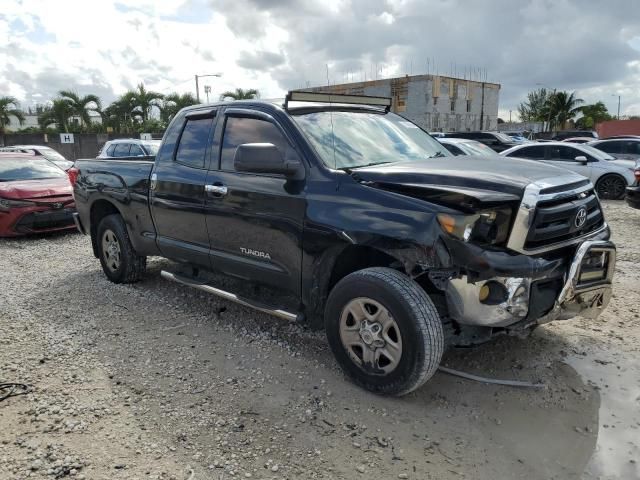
205,184,228,196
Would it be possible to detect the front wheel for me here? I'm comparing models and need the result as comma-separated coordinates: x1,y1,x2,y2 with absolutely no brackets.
96,214,146,283
596,174,626,200
325,267,444,396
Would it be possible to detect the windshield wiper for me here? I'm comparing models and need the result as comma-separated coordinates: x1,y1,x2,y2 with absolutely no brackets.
428,151,446,158
344,161,393,170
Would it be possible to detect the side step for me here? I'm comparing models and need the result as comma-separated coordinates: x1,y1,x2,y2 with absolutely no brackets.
160,270,303,322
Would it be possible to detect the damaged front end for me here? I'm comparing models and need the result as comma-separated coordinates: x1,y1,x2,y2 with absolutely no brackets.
432,177,616,344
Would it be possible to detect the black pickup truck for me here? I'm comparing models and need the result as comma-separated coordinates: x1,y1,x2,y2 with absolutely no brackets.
72,91,616,396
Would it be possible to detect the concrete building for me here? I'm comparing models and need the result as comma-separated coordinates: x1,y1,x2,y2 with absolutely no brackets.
304,74,501,132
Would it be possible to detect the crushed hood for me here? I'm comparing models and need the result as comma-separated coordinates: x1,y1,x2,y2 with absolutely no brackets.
0,177,72,200
351,155,585,211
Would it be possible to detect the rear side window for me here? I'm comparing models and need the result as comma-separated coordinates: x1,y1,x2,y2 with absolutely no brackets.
220,116,289,171
113,143,131,157
508,145,545,159
596,141,623,154
175,117,214,169
106,144,116,156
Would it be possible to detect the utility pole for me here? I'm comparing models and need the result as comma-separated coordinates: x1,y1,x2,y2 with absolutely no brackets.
479,82,485,130
194,73,222,102
509,110,512,123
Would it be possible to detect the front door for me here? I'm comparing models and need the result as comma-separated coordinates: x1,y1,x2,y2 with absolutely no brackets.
150,110,216,267
543,145,593,181
204,110,306,296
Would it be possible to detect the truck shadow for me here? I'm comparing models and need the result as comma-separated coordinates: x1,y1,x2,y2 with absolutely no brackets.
40,259,600,480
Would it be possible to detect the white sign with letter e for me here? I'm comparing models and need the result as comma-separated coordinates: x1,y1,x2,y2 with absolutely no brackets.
60,133,74,143
140,133,152,140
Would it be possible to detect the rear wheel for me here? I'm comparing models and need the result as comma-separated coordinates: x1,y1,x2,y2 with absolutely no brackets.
96,214,146,283
325,267,444,396
596,174,626,200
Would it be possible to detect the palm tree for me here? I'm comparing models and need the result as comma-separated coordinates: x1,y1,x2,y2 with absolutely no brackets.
161,92,198,123
547,91,584,130
59,90,102,128
219,88,259,101
132,83,164,121
38,99,74,132
0,96,25,133
103,92,138,133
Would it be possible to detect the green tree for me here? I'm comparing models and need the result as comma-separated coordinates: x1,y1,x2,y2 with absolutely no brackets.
131,83,164,121
517,88,550,122
0,96,25,133
38,99,74,132
576,101,612,129
103,92,138,133
547,91,583,130
161,92,198,123
219,88,259,101
59,90,102,128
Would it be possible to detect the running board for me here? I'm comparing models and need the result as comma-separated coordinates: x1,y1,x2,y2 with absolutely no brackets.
160,270,303,322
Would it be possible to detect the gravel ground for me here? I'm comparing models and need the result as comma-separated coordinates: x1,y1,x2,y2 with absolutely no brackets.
1,200,638,480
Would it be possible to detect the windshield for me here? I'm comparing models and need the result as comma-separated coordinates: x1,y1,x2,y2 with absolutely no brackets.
143,142,160,155
0,157,66,182
292,111,450,169
38,147,67,162
580,145,615,161
460,141,496,157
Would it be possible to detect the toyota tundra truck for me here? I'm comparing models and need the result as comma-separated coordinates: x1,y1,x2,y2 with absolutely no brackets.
71,91,616,396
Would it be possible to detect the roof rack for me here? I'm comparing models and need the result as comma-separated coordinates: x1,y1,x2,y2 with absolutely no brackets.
284,91,392,112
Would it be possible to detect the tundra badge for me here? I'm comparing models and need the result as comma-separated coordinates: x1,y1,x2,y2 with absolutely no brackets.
240,247,272,260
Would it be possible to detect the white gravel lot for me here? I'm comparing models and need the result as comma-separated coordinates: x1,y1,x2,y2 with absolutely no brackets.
0,200,638,480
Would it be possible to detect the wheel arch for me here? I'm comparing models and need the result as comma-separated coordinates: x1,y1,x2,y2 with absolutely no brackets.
305,242,439,328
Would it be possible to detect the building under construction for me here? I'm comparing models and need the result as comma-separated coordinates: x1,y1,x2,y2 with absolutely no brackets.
304,74,501,132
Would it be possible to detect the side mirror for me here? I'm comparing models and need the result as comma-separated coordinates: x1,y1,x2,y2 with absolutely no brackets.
574,155,588,164
234,143,304,179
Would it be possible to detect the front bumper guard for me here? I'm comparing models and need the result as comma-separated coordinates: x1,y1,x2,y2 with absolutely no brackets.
537,240,616,323
445,240,616,328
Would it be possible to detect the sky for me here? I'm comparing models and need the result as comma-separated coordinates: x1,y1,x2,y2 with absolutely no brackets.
1,0,640,121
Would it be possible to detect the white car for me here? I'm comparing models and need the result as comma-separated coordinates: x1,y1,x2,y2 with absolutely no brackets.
9,145,73,170
98,139,161,158
437,137,497,157
501,142,635,200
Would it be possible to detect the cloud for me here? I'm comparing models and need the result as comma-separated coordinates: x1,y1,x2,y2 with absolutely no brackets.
237,50,286,70
0,0,639,120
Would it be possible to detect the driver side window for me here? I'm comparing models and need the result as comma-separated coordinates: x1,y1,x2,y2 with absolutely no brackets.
220,116,289,171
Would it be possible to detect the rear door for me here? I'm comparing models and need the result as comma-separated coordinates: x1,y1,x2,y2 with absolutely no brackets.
204,108,306,295
150,108,217,267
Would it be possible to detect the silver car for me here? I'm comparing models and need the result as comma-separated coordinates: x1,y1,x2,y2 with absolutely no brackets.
98,139,161,158
501,141,635,199
588,138,640,162
437,137,497,157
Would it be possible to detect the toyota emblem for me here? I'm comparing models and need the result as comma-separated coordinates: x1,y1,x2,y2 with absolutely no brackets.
575,207,587,228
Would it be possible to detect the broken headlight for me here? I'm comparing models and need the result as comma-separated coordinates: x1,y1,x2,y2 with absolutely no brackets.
437,207,512,246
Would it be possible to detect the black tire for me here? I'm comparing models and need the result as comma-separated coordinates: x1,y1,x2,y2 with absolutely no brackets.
325,267,444,396
596,174,626,200
96,214,146,283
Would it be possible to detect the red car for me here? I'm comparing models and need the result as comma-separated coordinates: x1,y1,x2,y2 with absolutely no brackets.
0,152,76,237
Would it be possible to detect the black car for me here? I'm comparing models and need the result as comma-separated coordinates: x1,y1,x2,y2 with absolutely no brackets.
443,131,519,152
71,92,616,396
552,130,598,141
